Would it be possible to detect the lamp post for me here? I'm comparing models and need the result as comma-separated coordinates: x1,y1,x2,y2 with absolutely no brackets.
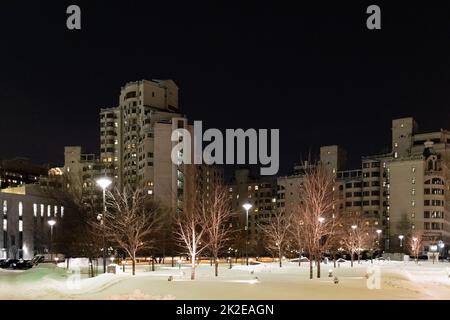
351,225,357,266
412,237,418,263
376,229,382,243
48,219,56,262
398,235,404,250
430,244,438,264
242,203,252,266
438,240,445,262
96,177,112,274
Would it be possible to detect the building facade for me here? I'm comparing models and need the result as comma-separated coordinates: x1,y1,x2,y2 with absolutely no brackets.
277,117,450,256
100,79,181,191
0,185,64,260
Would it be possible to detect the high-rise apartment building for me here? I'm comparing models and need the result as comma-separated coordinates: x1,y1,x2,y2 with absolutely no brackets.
100,79,180,191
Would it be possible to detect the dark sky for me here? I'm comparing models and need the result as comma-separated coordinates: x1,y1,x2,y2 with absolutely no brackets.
1,1,450,175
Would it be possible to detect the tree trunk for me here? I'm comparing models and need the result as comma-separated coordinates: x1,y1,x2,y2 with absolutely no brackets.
333,254,336,268
358,253,361,264
370,251,373,264
132,254,136,276
215,261,219,277
151,258,155,271
279,249,282,268
191,258,196,280
309,257,313,279
316,256,321,278
351,252,354,267
299,251,302,267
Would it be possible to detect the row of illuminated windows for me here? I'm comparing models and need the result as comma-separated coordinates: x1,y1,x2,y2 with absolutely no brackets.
424,188,444,195
2,201,64,218
424,211,444,219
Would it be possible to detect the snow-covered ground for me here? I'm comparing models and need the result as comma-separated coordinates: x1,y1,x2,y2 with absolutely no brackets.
0,260,449,300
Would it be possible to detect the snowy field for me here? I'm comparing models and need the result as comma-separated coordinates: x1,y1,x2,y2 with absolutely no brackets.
0,260,450,300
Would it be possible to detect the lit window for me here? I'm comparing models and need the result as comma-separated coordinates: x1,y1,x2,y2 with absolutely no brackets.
61,206,64,218
272,198,276,203
255,186,259,191
411,200,415,207
3,219,6,231
47,205,51,217
248,186,252,191
412,167,416,173
394,142,398,148
148,190,153,195
412,178,416,184
394,152,398,159
19,220,23,232
18,202,23,217
40,204,44,217
33,204,37,217
411,189,415,195
54,206,58,216
2,200,7,215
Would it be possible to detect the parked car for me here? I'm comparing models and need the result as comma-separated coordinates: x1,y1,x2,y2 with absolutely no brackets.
12,259,34,270
0,259,19,269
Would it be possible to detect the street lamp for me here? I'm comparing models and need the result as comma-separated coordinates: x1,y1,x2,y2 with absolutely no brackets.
96,177,112,273
242,203,252,266
318,217,325,223
48,219,56,262
376,229,382,240
430,244,438,264
398,235,404,249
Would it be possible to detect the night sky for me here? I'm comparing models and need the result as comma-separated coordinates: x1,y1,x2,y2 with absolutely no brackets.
2,1,450,175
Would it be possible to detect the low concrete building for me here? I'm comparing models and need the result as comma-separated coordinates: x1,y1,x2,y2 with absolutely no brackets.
0,185,64,260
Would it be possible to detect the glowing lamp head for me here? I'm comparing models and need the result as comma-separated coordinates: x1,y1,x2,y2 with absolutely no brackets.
412,237,418,242
48,220,56,227
351,225,357,230
398,235,404,240
242,203,253,211
376,229,382,234
96,177,112,190
318,217,325,223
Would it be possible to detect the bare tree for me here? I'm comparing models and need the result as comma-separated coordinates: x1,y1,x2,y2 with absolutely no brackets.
104,186,162,276
174,188,209,280
342,213,370,267
292,163,339,279
408,232,423,264
259,208,291,268
202,185,234,276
